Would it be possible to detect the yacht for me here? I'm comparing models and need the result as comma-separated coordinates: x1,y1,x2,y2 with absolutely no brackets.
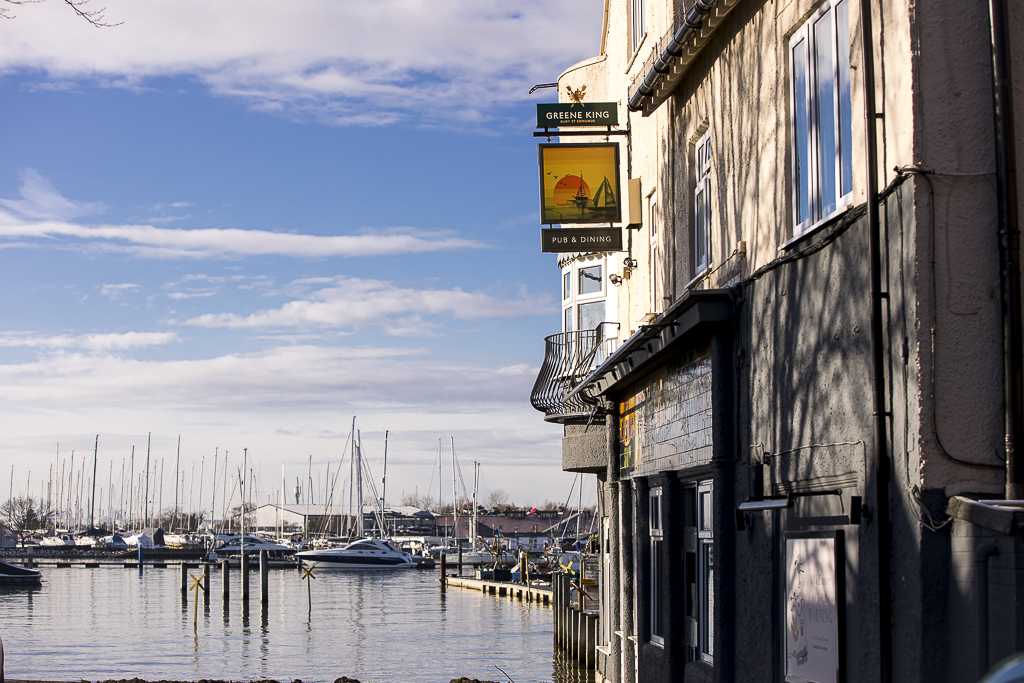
296,538,416,569
212,535,297,562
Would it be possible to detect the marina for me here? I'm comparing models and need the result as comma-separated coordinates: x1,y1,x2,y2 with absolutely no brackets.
0,560,592,683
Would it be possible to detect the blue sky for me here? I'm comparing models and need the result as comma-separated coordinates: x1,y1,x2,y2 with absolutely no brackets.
0,0,604,519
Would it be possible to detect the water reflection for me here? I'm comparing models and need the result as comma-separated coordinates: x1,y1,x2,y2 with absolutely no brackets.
0,567,594,683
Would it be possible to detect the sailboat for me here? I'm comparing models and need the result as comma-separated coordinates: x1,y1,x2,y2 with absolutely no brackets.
296,419,415,570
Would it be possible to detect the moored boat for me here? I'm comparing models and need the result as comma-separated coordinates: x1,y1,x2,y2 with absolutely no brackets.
297,538,415,569
212,535,297,563
0,560,42,585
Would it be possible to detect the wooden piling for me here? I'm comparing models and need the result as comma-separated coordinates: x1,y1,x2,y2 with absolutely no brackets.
259,550,269,604
202,563,211,603
241,552,250,601
221,559,230,601
180,563,188,596
439,552,446,593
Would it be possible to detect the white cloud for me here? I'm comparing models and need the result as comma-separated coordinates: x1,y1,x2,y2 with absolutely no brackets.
100,283,138,301
0,207,487,259
0,0,603,125
0,168,107,220
0,343,534,412
0,331,180,352
184,276,554,331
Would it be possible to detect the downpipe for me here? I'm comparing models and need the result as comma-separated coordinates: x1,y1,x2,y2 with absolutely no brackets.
859,0,894,681
987,0,1024,500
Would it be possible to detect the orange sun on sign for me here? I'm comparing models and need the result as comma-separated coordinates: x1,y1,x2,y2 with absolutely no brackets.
552,175,589,206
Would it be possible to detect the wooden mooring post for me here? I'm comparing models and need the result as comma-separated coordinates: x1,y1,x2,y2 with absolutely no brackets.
241,552,250,601
202,563,211,604
221,559,230,601
439,551,446,593
180,562,188,597
259,550,269,604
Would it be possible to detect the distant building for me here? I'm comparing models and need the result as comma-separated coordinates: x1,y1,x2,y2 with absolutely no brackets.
252,503,435,537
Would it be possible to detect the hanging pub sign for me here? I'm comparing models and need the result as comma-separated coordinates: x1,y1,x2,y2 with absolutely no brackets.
538,143,622,225
541,226,622,253
536,102,619,128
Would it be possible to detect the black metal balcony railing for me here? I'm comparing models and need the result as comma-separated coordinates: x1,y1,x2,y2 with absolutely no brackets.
531,322,620,423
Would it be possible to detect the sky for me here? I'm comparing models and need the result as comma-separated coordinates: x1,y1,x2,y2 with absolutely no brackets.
0,0,605,523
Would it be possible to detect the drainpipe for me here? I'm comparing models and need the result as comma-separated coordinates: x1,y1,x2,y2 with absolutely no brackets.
976,543,999,679
987,0,1024,500
859,0,893,681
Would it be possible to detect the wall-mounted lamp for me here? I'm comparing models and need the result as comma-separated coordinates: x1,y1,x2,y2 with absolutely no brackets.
735,496,792,531
609,274,623,285
623,258,638,269
738,497,793,511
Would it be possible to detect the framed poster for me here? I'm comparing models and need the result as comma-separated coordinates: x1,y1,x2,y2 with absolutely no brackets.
538,143,622,225
785,530,845,683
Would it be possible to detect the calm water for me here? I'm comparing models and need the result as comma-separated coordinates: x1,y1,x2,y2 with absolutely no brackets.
0,565,590,683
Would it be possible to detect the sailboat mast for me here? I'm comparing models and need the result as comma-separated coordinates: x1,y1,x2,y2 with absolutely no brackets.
472,461,479,550
211,448,218,534
451,437,457,545
380,430,388,537
143,433,151,529
173,436,180,531
126,448,133,530
89,435,98,529
356,429,364,539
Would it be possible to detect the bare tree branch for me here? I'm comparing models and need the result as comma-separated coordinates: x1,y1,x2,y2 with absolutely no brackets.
0,0,121,27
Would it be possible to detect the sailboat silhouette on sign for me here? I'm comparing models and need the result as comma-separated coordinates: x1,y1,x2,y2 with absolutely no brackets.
592,176,617,210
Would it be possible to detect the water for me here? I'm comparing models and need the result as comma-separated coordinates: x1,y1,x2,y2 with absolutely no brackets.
0,566,591,683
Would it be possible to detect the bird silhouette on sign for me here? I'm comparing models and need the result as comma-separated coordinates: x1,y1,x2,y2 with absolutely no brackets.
566,84,586,108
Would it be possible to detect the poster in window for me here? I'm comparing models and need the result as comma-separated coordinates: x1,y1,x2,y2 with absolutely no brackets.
785,531,845,683
538,143,622,225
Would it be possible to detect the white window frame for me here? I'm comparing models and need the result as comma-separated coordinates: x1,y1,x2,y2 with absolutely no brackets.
649,192,663,314
562,259,607,335
649,486,664,645
630,0,647,57
789,0,853,237
693,129,712,278
697,480,714,661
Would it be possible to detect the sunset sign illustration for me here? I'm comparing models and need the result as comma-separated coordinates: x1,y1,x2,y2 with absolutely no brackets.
538,143,622,225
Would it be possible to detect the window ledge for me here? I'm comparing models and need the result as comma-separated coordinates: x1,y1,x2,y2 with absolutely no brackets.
596,644,613,656
685,266,712,290
625,33,648,73
779,202,854,252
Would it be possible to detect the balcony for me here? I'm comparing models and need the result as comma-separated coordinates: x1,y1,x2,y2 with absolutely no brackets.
531,322,620,423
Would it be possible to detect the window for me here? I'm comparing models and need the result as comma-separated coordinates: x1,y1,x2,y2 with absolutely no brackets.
578,300,605,332
697,481,714,660
579,264,603,296
649,486,664,644
683,480,714,661
693,130,712,277
564,306,573,333
650,193,663,313
630,0,646,56
790,0,853,236
563,271,571,301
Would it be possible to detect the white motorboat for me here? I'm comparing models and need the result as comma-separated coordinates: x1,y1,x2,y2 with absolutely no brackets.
297,538,416,569
212,535,297,561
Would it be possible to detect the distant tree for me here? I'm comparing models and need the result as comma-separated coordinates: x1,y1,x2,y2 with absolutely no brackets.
1,497,54,545
399,491,436,511
1,0,120,27
484,488,510,508
154,508,206,533
223,502,256,533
